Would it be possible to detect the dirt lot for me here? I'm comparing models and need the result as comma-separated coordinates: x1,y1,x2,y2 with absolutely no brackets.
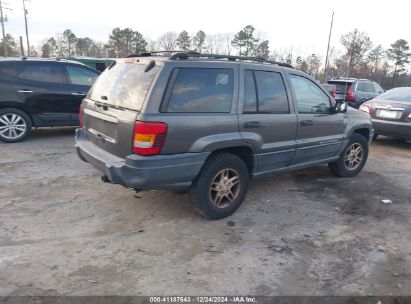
0,128,410,296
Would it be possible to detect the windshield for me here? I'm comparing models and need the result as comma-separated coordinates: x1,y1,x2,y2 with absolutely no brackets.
88,61,159,111
377,87,411,102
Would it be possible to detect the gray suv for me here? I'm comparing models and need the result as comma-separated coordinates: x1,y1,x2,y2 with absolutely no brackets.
327,78,384,109
75,52,374,219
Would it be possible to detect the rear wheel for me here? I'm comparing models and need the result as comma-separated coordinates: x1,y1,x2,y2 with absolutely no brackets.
329,133,368,177
0,108,32,143
190,153,249,220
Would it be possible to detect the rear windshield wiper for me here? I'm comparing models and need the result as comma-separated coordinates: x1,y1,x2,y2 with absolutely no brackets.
95,100,133,112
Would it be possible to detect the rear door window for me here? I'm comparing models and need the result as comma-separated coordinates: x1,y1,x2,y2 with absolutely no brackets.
165,68,234,113
356,82,366,92
365,82,376,93
88,61,159,111
244,70,289,113
17,64,66,84
0,64,22,77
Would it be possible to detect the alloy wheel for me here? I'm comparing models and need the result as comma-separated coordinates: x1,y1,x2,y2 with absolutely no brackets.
0,113,27,140
344,143,363,170
209,168,241,209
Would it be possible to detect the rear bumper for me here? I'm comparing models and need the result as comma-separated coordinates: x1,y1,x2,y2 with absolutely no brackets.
372,119,411,138
75,129,209,190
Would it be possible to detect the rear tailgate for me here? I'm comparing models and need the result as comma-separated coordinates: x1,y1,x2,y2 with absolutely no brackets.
81,59,160,158
327,81,352,101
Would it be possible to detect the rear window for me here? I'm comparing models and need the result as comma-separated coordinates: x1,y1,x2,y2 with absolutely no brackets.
328,81,352,93
164,68,234,113
378,87,411,102
88,62,159,111
66,65,99,86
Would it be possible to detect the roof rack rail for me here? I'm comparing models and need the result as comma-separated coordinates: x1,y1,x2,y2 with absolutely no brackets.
126,51,294,68
127,50,192,58
169,52,294,68
336,77,357,80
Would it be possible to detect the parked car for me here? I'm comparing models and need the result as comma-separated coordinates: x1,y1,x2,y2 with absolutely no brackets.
0,57,100,143
327,78,384,109
359,87,411,139
75,52,373,219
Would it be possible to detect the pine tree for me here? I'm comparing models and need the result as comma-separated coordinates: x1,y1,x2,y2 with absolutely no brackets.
231,25,259,56
387,39,411,86
192,30,206,52
177,31,191,51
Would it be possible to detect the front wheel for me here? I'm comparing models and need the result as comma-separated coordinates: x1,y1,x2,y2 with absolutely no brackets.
328,133,368,177
190,153,250,220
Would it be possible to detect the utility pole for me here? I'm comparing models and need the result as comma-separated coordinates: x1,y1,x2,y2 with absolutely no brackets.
324,11,334,82
0,0,12,57
22,0,30,57
19,35,24,56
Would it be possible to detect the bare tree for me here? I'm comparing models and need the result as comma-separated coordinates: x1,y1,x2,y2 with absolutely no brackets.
340,29,372,76
158,32,177,51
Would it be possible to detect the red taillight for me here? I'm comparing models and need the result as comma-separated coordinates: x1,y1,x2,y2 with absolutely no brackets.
79,104,83,128
332,88,336,99
359,104,370,114
132,121,168,156
347,86,355,101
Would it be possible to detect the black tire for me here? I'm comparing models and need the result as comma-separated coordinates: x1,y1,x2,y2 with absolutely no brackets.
190,153,250,220
328,133,368,177
0,108,32,143
373,134,378,141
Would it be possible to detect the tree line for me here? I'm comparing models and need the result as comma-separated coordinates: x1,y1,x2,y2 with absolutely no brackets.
1,25,410,88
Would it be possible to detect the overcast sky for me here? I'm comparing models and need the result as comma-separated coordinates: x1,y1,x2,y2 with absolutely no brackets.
2,0,411,57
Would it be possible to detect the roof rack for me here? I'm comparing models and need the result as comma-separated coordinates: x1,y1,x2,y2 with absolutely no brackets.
127,51,294,68
336,77,357,80
127,50,184,58
169,52,294,68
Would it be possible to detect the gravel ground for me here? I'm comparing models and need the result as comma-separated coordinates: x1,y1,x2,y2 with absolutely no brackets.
0,128,410,296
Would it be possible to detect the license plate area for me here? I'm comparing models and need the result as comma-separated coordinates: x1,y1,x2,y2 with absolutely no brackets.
376,109,402,119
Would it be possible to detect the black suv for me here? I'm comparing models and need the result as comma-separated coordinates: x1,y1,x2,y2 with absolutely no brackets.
327,78,384,108
76,52,373,219
0,58,100,142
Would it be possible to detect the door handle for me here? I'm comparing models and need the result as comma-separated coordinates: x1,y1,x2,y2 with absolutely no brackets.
244,121,261,128
17,89,33,94
300,120,314,126
72,92,86,96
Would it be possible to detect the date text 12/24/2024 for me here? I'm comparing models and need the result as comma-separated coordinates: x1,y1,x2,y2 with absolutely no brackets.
150,297,257,303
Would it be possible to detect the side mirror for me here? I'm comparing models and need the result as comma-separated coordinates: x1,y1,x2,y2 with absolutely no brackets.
334,100,347,113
